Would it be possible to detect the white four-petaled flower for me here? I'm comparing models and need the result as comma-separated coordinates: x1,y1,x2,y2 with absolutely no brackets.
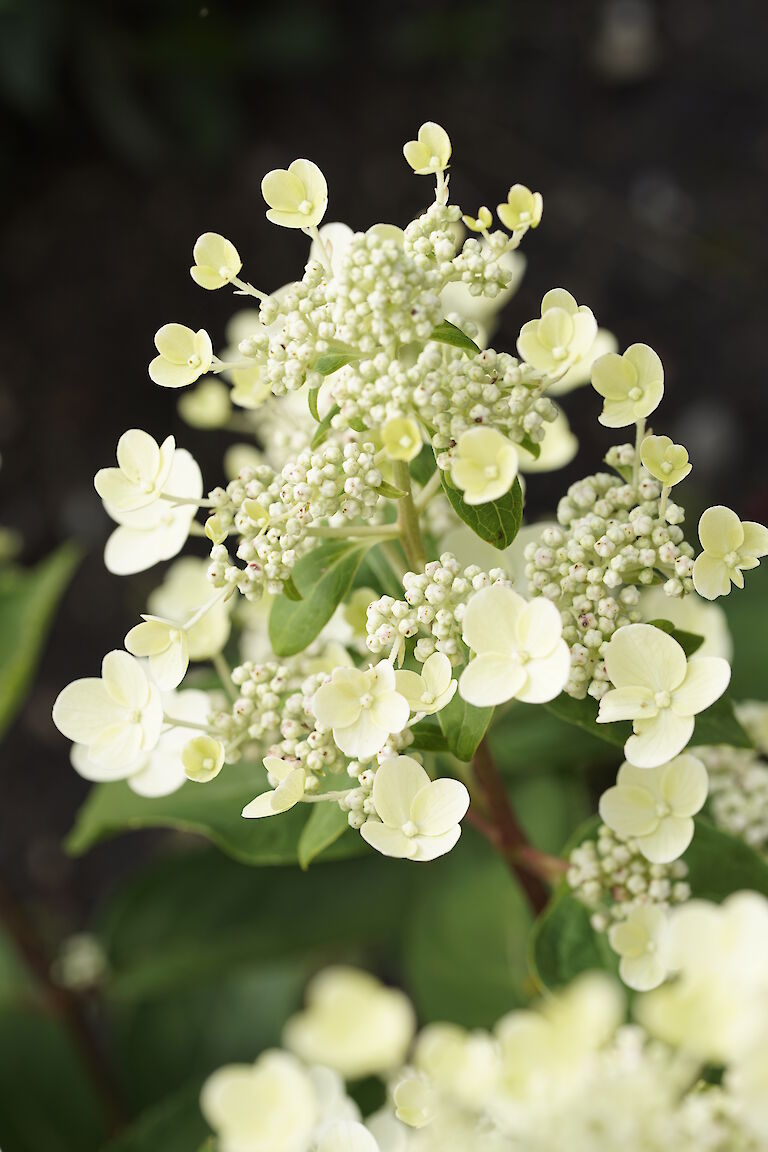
149,323,213,389
496,184,543,233
591,343,664,428
312,663,409,759
242,756,306,819
517,289,598,377
403,122,452,175
101,447,203,575
395,652,457,716
608,904,668,991
261,159,328,229
190,232,242,290
450,426,519,505
597,623,731,768
94,429,176,512
639,434,691,488
124,615,189,690
53,651,163,771
599,755,709,863
458,585,570,707
692,505,768,600
360,756,469,861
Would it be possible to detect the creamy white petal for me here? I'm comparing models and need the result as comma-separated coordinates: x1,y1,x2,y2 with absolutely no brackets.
461,585,525,656
660,754,709,817
625,710,694,769
517,641,570,703
638,815,694,864
458,653,526,707
360,821,415,859
604,623,687,692
411,778,470,836
599,783,658,838
672,657,730,717
373,757,430,828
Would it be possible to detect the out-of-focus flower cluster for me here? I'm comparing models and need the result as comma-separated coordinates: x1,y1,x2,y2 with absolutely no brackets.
199,932,768,1151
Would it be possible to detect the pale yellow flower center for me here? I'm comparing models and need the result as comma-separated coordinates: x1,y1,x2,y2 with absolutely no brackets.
724,551,740,568
483,464,499,480
298,199,313,215
187,354,201,369
130,709,142,724
654,690,671,709
402,820,418,838
359,692,374,710
551,345,567,361
629,386,643,401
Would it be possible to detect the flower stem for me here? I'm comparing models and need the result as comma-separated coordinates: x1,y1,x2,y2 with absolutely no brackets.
392,460,427,571
633,418,646,490
212,651,237,702
306,524,400,540
470,738,565,914
414,469,443,512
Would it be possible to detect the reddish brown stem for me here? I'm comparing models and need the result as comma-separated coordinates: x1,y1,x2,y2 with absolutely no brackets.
470,738,565,914
0,879,125,1135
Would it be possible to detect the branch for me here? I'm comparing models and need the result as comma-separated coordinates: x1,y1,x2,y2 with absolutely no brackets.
0,879,126,1134
470,738,565,915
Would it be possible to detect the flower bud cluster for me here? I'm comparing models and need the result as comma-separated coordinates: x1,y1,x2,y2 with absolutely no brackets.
366,552,509,663
267,672,347,784
255,260,329,396
525,444,695,699
212,659,303,757
328,227,444,351
402,201,462,269
279,440,384,526
446,229,522,299
698,743,768,855
206,442,386,599
567,823,691,934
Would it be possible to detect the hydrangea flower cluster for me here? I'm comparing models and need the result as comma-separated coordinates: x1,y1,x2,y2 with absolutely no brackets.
198,941,768,1152
52,121,768,1006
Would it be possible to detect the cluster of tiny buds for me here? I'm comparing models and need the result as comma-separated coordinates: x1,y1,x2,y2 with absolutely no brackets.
526,445,695,699
366,552,509,663
268,672,347,781
567,823,691,934
213,659,301,755
204,441,386,599
698,744,768,855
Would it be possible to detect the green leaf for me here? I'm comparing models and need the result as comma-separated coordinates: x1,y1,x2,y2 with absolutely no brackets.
440,472,523,551
307,387,320,421
0,543,80,740
0,1007,107,1152
297,803,350,869
403,829,531,1026
310,403,340,448
66,761,365,866
530,887,617,992
98,1082,208,1152
313,347,358,376
97,848,409,1004
544,693,629,749
490,701,620,776
281,574,303,601
429,320,480,356
722,563,768,698
376,480,406,500
683,817,768,900
518,433,541,460
409,444,437,487
691,694,752,749
438,691,493,761
647,618,704,657
408,720,449,752
269,541,369,658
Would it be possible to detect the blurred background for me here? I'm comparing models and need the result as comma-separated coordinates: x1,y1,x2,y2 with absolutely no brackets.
1,0,768,1141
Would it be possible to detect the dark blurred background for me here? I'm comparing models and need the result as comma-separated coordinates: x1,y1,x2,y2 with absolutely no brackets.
2,0,768,924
